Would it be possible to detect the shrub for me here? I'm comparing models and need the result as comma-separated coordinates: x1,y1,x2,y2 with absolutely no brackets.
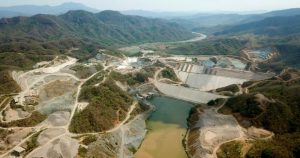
82,135,97,145
161,68,179,81
207,100,217,106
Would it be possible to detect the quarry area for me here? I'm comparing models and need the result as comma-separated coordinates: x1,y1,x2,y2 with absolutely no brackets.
186,103,273,158
0,38,277,158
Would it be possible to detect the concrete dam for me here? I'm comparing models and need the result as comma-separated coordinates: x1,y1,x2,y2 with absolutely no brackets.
174,63,273,91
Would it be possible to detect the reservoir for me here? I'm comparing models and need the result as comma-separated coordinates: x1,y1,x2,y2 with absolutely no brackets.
135,96,194,158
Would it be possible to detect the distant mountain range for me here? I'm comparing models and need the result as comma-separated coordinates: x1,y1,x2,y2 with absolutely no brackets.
0,10,193,48
120,8,300,30
0,2,98,18
171,8,300,30
0,10,194,71
217,15,300,36
121,10,198,18
2,2,300,32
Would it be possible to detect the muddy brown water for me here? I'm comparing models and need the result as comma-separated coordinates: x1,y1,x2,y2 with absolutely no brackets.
135,96,194,158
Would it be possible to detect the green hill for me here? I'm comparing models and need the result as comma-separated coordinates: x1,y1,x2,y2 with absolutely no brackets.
0,10,193,94
0,10,194,49
0,11,193,66
219,69,300,157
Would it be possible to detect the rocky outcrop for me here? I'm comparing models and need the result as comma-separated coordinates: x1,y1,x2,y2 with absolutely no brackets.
185,106,243,158
85,105,151,158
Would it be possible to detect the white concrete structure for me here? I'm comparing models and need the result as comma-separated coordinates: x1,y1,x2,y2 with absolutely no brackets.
174,62,273,91
116,57,138,70
185,73,247,91
155,82,226,104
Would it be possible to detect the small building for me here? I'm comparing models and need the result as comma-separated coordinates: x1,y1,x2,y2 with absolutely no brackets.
136,94,144,100
11,146,25,157
141,93,154,99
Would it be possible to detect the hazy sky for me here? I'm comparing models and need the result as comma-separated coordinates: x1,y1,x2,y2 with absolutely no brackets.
1,0,300,12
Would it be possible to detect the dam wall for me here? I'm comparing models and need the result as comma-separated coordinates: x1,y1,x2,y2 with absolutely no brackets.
174,63,274,91
186,73,247,91
206,67,274,80
154,82,226,104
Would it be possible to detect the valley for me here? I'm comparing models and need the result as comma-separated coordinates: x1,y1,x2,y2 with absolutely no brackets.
0,2,300,158
0,36,279,157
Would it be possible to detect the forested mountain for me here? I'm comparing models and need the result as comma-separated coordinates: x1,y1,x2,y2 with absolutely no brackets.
171,8,300,33
0,10,193,47
260,8,300,18
219,69,300,158
121,10,196,18
0,10,193,71
0,9,194,95
0,2,98,18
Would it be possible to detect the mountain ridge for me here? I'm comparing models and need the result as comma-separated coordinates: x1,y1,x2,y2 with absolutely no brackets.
0,2,99,18
216,14,300,36
0,10,194,71
0,10,194,46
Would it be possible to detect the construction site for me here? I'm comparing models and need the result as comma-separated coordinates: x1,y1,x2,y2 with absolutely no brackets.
0,43,277,158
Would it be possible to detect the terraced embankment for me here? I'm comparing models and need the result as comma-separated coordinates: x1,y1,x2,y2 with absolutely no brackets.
174,63,273,91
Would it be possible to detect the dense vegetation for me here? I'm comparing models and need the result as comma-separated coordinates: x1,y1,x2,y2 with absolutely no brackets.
80,135,97,146
109,69,155,86
166,38,246,55
0,10,193,49
216,84,240,94
257,42,300,72
246,133,300,158
70,64,103,79
0,111,47,127
161,67,179,81
0,71,20,95
219,70,300,157
173,8,300,32
222,94,264,118
217,141,243,158
219,133,300,158
82,71,105,87
0,10,192,92
70,80,133,133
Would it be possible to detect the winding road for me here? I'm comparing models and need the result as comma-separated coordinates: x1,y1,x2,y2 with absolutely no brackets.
1,33,209,158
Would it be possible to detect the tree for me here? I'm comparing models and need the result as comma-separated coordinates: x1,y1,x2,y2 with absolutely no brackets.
207,100,216,106
261,148,273,158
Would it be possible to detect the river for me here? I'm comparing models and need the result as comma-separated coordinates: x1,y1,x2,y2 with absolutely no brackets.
134,96,194,158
